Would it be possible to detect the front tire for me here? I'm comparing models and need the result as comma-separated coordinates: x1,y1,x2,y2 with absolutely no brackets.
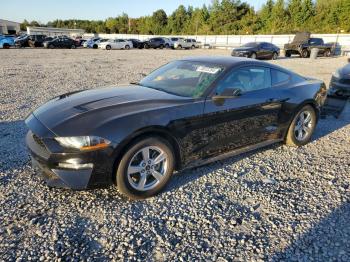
106,45,111,50
285,105,317,147
250,52,257,59
116,137,175,199
301,49,309,58
125,45,130,50
71,45,76,49
272,52,278,60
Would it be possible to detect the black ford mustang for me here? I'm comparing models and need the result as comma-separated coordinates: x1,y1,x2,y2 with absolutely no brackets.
25,57,327,199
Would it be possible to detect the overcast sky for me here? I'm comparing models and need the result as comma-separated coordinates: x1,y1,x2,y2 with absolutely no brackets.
0,0,267,23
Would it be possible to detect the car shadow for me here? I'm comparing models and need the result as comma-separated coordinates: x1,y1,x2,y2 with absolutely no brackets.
271,202,350,261
163,143,280,194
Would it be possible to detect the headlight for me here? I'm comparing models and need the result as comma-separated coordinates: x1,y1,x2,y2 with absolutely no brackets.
333,69,341,78
54,136,111,151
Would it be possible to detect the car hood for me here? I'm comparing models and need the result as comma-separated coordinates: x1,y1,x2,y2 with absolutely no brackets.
32,85,190,136
291,32,310,44
233,47,255,52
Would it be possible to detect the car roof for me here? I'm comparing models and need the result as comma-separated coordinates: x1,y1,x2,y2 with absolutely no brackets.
180,56,292,73
180,56,270,67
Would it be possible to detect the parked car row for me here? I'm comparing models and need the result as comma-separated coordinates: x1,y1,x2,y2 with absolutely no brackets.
2,32,338,61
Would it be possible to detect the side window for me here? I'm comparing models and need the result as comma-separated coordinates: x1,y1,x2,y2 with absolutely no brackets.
309,38,322,45
216,67,271,94
271,69,290,86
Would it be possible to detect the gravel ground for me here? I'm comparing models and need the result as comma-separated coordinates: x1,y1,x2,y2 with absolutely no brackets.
0,48,349,261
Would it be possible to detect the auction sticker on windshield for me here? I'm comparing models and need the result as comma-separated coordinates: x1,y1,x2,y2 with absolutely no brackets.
196,66,222,74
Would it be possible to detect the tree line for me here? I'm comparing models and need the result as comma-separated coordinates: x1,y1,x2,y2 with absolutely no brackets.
21,0,350,35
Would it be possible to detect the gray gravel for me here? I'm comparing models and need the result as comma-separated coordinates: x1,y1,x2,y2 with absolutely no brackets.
0,48,349,261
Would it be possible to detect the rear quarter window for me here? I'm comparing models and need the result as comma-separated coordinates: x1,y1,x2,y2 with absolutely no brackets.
272,69,290,86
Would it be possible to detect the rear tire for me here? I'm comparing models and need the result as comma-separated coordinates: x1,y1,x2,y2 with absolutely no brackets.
285,50,291,57
165,44,170,49
285,105,317,147
324,49,331,57
177,45,182,50
125,45,130,50
49,44,54,49
159,44,164,49
71,45,76,49
116,137,175,199
3,43,10,49
106,45,111,50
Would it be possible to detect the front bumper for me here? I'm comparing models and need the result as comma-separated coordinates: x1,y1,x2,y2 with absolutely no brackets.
231,51,249,57
328,76,350,97
25,114,115,189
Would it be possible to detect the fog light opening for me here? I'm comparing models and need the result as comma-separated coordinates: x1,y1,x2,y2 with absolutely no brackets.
58,159,93,170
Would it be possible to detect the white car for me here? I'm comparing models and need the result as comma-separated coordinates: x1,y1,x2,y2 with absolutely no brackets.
98,39,133,50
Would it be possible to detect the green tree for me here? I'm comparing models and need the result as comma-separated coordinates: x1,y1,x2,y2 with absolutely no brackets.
288,0,303,31
301,0,315,25
106,18,118,33
269,0,288,33
258,0,274,33
151,9,168,34
168,5,188,34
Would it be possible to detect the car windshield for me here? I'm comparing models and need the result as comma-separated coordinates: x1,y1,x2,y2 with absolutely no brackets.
139,61,225,98
242,42,258,47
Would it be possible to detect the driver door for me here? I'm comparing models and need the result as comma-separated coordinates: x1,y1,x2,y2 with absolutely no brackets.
201,66,284,158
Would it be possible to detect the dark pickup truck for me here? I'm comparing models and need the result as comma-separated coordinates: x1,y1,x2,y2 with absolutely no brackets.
284,32,333,58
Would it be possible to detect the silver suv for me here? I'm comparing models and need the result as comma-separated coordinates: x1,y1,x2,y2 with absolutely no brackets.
174,38,199,49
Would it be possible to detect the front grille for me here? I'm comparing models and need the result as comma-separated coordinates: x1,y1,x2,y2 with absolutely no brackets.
32,133,46,149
